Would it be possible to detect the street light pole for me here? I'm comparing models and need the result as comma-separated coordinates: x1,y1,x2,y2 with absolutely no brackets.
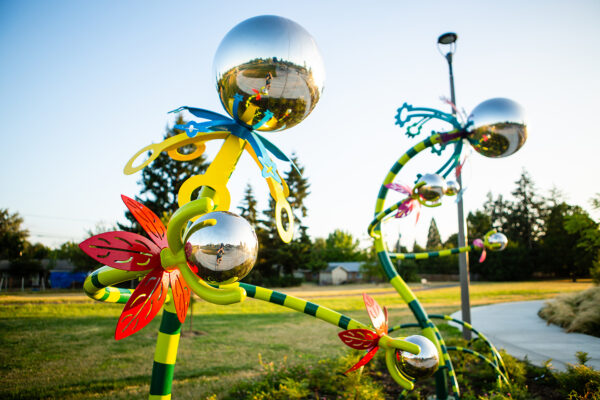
438,32,472,341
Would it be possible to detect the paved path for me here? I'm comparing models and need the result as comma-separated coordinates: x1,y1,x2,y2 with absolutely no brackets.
450,300,600,371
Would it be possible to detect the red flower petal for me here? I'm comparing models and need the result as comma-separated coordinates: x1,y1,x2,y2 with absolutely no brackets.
115,268,168,340
363,293,387,336
121,195,168,248
339,329,379,350
79,231,160,271
344,346,379,374
169,269,191,323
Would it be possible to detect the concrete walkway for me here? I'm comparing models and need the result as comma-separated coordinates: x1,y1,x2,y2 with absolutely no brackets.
450,300,600,371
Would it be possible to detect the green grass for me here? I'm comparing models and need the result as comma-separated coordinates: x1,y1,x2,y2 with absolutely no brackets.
0,280,593,399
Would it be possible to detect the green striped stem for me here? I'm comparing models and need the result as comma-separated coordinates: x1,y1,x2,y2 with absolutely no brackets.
429,314,507,378
372,132,462,398
388,245,476,260
149,299,181,400
238,282,369,330
83,266,145,304
446,346,510,386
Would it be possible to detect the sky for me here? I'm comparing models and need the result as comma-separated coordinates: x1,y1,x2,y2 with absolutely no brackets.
1,0,599,251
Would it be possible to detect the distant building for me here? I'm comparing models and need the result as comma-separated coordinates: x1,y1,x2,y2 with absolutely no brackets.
319,262,364,285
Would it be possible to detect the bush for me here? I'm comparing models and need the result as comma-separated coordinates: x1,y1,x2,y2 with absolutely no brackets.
214,326,599,399
538,287,600,337
219,353,385,400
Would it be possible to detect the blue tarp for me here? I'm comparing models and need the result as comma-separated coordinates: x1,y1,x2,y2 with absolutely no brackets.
49,271,88,288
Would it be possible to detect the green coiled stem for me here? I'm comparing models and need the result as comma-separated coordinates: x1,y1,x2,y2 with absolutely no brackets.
372,132,463,399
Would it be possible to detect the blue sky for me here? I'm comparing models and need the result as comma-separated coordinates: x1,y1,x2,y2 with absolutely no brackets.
1,0,599,249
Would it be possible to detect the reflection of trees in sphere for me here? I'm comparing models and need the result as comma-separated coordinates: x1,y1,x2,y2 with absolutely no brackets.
184,211,258,285
444,180,460,196
213,15,325,132
394,335,439,379
488,232,508,251
467,98,527,158
415,173,446,206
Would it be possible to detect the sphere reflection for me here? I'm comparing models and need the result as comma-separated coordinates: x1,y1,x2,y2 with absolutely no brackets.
184,211,258,284
414,174,446,206
444,180,460,196
467,98,527,158
395,335,439,379
487,232,508,251
213,15,325,132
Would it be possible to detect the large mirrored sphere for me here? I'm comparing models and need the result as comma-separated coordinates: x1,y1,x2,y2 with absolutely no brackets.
184,211,258,285
395,335,439,379
488,232,508,251
467,98,527,158
213,15,325,132
414,174,446,206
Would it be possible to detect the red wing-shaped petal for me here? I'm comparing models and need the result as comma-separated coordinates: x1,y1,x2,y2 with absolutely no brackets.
79,231,161,271
115,268,168,340
363,293,387,336
121,195,168,248
339,329,379,350
169,269,191,323
344,345,379,374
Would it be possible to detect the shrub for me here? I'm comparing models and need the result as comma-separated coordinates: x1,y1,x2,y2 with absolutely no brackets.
538,287,600,337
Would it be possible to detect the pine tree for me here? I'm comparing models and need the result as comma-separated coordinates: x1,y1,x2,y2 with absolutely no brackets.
238,183,259,227
506,169,546,249
119,114,210,231
426,218,442,249
284,155,311,235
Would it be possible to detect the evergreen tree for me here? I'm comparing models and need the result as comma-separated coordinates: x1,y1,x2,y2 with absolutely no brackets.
119,114,210,231
238,183,259,227
467,211,492,240
483,192,510,232
284,155,310,235
506,169,546,249
426,218,442,249
540,201,579,278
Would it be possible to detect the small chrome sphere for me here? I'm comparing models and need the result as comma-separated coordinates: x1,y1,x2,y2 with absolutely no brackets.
467,98,527,158
395,335,439,379
487,232,508,251
414,174,446,206
213,15,325,132
184,211,258,285
444,180,460,196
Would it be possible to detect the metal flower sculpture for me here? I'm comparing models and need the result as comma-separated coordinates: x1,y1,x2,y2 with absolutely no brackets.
80,196,191,339
339,294,439,389
339,293,390,373
367,97,526,398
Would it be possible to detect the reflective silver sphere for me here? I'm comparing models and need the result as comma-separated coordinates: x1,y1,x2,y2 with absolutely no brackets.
414,174,446,206
444,180,460,196
213,15,325,132
395,335,439,379
487,232,508,251
467,98,527,158
184,211,258,285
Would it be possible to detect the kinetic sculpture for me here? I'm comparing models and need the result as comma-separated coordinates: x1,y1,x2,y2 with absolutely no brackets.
79,15,437,399
79,14,526,399
368,97,527,398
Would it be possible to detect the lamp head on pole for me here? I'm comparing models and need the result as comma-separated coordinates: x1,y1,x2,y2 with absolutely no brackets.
437,32,458,58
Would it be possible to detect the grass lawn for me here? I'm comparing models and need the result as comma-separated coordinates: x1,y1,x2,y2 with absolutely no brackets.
0,280,592,399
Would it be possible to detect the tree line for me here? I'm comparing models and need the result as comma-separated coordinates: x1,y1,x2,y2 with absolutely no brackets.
2,117,598,286
401,170,600,282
